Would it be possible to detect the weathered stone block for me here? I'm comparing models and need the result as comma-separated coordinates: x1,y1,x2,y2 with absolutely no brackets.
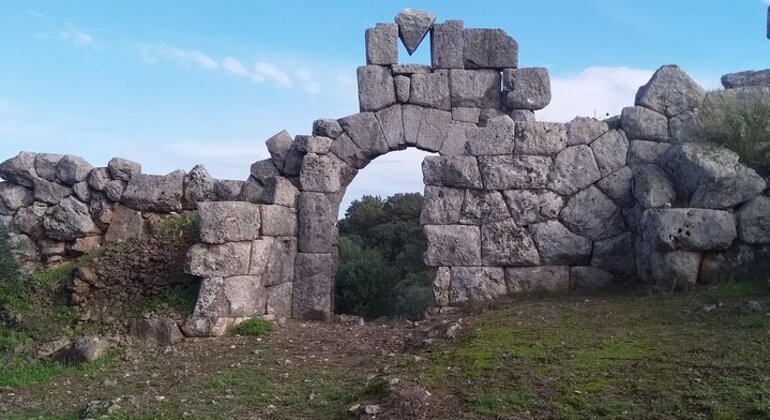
357,65,396,112
300,153,356,193
339,112,390,159
514,121,567,155
635,65,705,117
43,196,99,241
34,153,63,182
548,145,601,196
198,201,262,244
261,177,299,207
87,167,111,192
298,193,333,253
365,23,398,65
260,205,298,237
452,107,480,123
422,156,483,189
250,237,297,286
395,9,435,55
423,224,481,267
699,243,757,284
121,170,185,213
375,105,405,150
560,186,626,241
641,208,737,251
459,190,509,225
566,117,609,146
479,154,552,190
450,267,506,304
266,130,294,170
481,219,541,267
433,267,451,306
449,69,501,108
529,220,592,265
421,186,464,225
621,106,668,141
649,250,702,292
590,130,628,177
57,155,93,185
224,275,267,317
467,115,515,156
128,318,184,347
0,182,33,215
463,29,518,69
736,196,770,244
504,189,563,225
403,104,423,145
570,266,614,289
509,109,535,122
668,109,703,144
409,70,451,110
104,204,144,243
186,242,252,278
182,165,216,209
417,108,452,152
596,166,635,208
294,136,333,154
107,157,141,182
266,282,293,317
329,133,369,170
72,182,90,203
431,20,464,69
13,203,46,238
591,232,636,277
293,253,335,320
251,159,279,183
394,75,410,103
503,68,551,110
214,180,244,201
627,140,671,166
632,164,677,209
0,152,38,187
439,121,471,156
506,266,570,293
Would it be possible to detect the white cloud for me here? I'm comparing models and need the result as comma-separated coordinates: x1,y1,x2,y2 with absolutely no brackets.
57,27,96,49
222,57,249,76
296,68,321,95
254,62,292,87
140,45,219,70
537,66,654,122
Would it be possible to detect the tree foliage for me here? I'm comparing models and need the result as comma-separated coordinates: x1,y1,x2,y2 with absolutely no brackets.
335,193,434,320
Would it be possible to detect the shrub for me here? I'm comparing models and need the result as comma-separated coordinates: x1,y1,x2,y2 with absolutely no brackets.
230,318,273,337
700,90,770,174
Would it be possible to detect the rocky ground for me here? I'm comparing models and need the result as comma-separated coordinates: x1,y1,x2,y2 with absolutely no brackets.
2,283,770,419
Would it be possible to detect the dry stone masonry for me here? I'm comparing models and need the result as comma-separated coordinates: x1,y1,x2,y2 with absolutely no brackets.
2,9,769,337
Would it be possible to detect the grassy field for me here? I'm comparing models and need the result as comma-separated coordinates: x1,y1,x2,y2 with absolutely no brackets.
1,281,769,419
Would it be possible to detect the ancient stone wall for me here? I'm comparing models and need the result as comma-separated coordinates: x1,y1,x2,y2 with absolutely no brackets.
2,9,769,337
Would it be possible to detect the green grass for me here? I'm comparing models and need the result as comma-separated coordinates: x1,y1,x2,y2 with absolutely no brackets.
0,352,118,388
229,318,274,337
130,282,199,316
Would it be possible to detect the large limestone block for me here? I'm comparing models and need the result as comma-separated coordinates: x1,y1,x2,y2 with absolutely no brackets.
433,267,451,307
260,205,298,237
503,68,551,110
300,153,356,193
128,319,184,347
463,29,518,69
107,157,141,182
627,140,671,166
261,177,299,207
649,250,702,292
481,219,541,267
596,166,635,208
266,282,293,317
566,117,609,146
570,266,614,290
395,9,435,55
439,121,472,156
417,108,452,152
395,75,410,103
357,65,396,112
13,203,47,238
265,130,293,171
548,145,601,195
668,109,703,144
721,69,770,89
298,193,333,253
197,202,262,244
186,242,252,278
529,220,592,265
449,267,507,304
459,190,509,225
635,65,705,117
43,196,99,241
560,186,626,241
121,170,185,213
33,153,63,182
403,104,423,145
737,196,770,244
294,135,333,154
250,237,297,286
312,120,343,139
183,165,217,209
292,253,335,320
339,112,390,159
504,189,563,225
590,130,628,177
182,316,231,338
0,182,33,215
621,106,668,142
72,182,90,203
699,243,756,284
514,121,567,156
329,133,369,170
466,115,516,156
392,64,432,75
661,143,766,208
0,152,38,187
104,204,144,243
224,275,267,317
375,105,406,150
452,107,480,123
641,208,736,251
89,193,114,230
591,232,636,277
250,159,279,183
632,164,677,209
479,154,552,190
409,70,451,110
431,20,464,69
365,23,398,65
423,224,481,267
449,69,501,108
214,180,244,201
421,186,464,225
506,266,569,293
57,155,93,185
87,167,111,192
422,156,483,189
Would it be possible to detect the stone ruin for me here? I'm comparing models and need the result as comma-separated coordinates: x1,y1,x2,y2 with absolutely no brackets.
1,9,769,337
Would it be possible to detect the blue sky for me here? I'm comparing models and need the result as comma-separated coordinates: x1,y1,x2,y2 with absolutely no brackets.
1,1,769,213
